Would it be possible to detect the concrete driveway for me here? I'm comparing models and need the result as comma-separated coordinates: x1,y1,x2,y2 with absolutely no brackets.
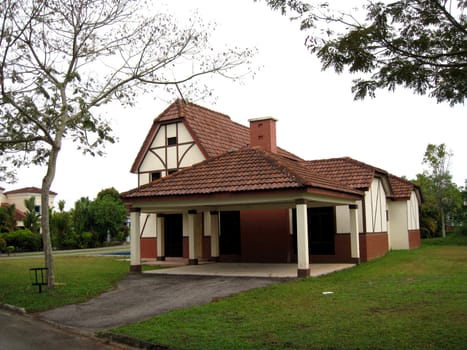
38,274,279,331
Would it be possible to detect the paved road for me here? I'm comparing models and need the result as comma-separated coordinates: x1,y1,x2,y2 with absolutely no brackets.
0,309,127,350
39,274,278,330
0,245,130,260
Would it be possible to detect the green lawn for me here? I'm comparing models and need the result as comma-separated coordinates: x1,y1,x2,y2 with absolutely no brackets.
112,237,467,350
0,256,129,312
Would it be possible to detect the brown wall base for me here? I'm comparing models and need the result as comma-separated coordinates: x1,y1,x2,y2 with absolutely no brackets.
140,238,157,259
359,232,389,262
409,230,421,249
129,265,142,273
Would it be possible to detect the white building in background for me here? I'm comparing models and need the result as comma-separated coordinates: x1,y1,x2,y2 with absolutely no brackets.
0,186,57,229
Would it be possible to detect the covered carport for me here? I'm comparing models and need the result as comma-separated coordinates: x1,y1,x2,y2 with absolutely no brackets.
122,147,363,278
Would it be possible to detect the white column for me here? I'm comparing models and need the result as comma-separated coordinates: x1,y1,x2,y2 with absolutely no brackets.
349,204,360,262
188,210,198,265
296,200,310,277
156,214,165,261
130,208,141,272
209,211,220,261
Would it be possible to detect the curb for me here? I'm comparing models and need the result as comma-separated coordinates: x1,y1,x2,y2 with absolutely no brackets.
98,331,175,350
0,303,26,314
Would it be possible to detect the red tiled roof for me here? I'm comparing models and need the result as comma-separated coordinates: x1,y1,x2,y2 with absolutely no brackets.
304,157,389,190
388,174,416,200
122,148,361,200
177,100,251,158
130,100,301,173
4,186,57,196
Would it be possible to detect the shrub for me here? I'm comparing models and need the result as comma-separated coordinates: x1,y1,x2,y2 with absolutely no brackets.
455,220,467,236
0,237,6,253
2,229,42,252
79,231,96,249
6,246,15,256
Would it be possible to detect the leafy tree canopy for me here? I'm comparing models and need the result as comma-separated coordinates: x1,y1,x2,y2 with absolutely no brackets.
414,143,462,237
96,187,121,202
258,0,467,105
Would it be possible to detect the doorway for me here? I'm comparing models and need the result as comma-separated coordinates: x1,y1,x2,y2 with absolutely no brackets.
291,207,336,255
219,211,241,255
164,214,183,257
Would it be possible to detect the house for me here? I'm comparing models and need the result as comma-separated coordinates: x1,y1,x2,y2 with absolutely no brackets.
122,100,421,277
0,186,57,229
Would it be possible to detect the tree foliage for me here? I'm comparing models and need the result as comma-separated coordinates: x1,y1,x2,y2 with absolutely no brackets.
414,143,462,237
50,201,73,249
90,187,127,244
0,0,253,287
0,203,16,233
23,197,41,234
52,188,127,249
71,197,93,235
258,0,467,105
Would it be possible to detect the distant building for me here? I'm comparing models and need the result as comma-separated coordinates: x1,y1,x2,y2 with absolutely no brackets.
0,186,57,229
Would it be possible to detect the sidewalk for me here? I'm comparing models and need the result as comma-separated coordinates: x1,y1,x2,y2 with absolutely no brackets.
145,262,355,278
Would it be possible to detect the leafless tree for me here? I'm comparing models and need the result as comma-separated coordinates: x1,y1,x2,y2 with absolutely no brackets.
0,0,254,288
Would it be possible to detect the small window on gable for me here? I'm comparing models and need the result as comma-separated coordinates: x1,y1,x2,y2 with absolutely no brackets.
151,172,161,182
167,137,177,146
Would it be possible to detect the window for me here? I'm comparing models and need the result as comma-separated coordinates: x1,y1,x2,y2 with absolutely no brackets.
168,169,178,175
151,172,161,181
167,137,177,146
34,205,40,213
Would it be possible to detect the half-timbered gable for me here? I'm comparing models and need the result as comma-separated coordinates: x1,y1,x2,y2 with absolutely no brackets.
137,121,205,186
365,177,389,234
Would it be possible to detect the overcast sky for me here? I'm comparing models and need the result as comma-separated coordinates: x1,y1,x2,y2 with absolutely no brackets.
8,0,466,209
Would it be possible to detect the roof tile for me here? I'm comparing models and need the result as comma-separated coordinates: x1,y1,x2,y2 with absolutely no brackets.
389,174,415,200
122,148,361,199
4,186,57,196
305,157,388,190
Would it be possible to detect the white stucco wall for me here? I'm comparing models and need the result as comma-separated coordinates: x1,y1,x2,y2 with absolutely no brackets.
335,201,364,234
140,213,158,238
364,178,388,233
6,193,55,213
388,200,409,249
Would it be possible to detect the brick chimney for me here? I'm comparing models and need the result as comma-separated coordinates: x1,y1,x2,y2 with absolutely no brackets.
249,117,278,153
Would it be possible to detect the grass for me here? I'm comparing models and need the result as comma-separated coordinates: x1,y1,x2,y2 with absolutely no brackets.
112,235,467,350
0,256,129,312
1,234,466,349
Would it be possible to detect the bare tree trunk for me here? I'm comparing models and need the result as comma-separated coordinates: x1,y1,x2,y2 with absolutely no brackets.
440,207,446,238
41,145,60,289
